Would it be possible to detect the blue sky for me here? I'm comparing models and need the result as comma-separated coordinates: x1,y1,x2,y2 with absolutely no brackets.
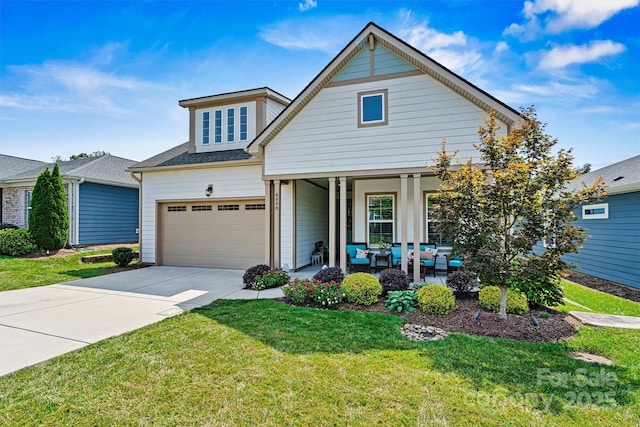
1,0,638,170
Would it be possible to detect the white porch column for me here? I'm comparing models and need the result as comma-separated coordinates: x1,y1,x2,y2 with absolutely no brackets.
400,174,408,273
339,176,348,273
273,179,281,268
413,173,422,284
328,177,336,267
264,181,272,267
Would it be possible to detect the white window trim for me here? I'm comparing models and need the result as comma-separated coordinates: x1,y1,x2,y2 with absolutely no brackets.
582,203,609,219
202,111,210,145
239,105,248,141
214,109,222,144
358,89,388,128
367,194,394,247
227,108,235,142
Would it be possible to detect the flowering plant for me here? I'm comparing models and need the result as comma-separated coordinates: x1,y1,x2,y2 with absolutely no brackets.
282,278,345,307
252,269,290,290
378,238,391,250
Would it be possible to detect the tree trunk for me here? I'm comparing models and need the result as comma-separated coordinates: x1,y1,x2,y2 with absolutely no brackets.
499,286,508,320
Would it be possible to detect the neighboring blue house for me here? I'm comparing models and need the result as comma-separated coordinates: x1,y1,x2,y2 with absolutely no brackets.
0,154,139,246
564,155,640,288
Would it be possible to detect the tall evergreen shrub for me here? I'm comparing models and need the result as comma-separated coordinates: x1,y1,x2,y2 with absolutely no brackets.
29,163,69,250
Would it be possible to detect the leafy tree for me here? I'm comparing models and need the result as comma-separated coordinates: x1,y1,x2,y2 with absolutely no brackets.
69,151,109,160
431,107,605,319
29,163,69,250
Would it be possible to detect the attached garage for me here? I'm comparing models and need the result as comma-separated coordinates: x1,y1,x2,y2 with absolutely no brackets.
159,199,265,269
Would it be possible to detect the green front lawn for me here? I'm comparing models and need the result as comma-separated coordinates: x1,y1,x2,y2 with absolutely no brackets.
1,299,638,426
556,280,640,317
0,251,126,292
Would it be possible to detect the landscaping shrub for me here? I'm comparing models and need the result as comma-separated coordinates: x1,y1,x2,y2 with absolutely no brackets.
340,273,382,306
253,269,290,291
379,268,409,295
312,266,344,284
385,290,417,313
282,278,344,307
0,223,18,230
243,264,271,289
412,282,430,292
417,285,455,315
538,311,551,319
112,247,135,267
29,164,69,250
509,277,564,308
446,269,478,295
479,286,529,315
0,229,37,256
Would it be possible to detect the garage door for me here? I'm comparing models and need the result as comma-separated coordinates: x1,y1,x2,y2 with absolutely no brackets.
160,200,265,269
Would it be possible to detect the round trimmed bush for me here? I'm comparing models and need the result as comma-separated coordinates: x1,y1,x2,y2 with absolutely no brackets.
312,266,345,284
243,264,271,289
112,247,135,267
379,268,409,295
340,273,382,306
479,286,529,314
417,284,455,315
0,228,37,256
446,269,477,295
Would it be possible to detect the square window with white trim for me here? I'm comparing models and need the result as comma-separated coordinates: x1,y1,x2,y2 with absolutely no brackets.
358,89,388,127
582,203,609,219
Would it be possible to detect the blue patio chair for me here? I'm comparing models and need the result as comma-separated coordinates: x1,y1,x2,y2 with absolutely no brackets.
346,243,372,274
391,243,438,278
444,249,464,274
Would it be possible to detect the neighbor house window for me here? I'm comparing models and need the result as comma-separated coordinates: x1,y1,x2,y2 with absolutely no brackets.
582,203,609,219
425,193,452,245
358,89,388,127
214,110,222,143
367,194,394,245
227,108,235,142
240,106,248,140
26,190,33,227
202,111,210,145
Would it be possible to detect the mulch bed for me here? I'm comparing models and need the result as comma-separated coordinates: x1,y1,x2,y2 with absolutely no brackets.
276,294,579,343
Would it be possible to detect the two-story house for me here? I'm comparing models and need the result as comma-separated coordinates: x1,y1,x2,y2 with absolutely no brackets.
130,22,521,283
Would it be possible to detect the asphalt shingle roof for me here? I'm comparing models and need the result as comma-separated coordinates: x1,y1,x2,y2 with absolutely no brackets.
1,155,138,186
567,155,640,194
129,143,254,170
0,155,47,180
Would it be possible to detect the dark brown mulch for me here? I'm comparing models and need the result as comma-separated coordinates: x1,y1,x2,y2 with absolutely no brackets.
565,271,640,304
103,263,150,274
275,295,579,343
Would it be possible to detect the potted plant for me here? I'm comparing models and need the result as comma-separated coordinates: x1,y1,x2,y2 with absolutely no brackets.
378,238,391,255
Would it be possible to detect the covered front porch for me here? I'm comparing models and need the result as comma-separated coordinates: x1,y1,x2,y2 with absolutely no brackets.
263,171,453,284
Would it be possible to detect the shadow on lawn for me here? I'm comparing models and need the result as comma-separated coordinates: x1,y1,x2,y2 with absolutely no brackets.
59,267,109,279
201,299,639,412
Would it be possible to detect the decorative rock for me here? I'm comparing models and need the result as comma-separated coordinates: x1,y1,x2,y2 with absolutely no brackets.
401,323,449,341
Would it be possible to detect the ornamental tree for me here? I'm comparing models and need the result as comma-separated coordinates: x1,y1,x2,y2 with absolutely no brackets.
29,163,69,250
431,107,605,319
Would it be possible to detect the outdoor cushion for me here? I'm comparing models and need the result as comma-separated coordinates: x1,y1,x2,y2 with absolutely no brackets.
346,244,366,258
449,259,463,267
420,248,437,260
355,248,369,259
391,246,402,260
420,259,436,266
350,258,371,265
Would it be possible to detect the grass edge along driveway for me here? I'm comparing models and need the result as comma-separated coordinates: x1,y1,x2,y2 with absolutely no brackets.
0,250,128,292
0,299,639,426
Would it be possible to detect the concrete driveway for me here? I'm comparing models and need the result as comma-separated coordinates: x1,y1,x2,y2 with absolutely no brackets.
0,266,283,377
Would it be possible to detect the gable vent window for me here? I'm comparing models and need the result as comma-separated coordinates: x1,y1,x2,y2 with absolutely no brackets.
214,110,222,143
583,203,609,219
202,111,210,145
227,108,235,142
191,205,213,212
245,203,266,211
218,204,240,211
167,206,187,212
358,89,388,127
240,106,248,140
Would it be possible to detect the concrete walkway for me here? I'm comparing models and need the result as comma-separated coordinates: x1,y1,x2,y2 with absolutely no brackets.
569,311,640,329
0,266,282,377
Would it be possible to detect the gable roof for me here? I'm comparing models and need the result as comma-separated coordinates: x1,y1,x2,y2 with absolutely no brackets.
568,155,640,195
247,22,521,155
178,87,290,109
0,154,47,180
1,155,139,187
129,142,255,171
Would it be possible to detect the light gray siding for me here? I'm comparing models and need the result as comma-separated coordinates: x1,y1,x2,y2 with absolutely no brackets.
295,180,329,269
266,99,287,124
264,74,506,176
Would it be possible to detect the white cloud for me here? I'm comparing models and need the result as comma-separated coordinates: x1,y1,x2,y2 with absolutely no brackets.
538,40,626,69
298,0,317,12
258,16,358,53
493,41,510,55
506,0,639,38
